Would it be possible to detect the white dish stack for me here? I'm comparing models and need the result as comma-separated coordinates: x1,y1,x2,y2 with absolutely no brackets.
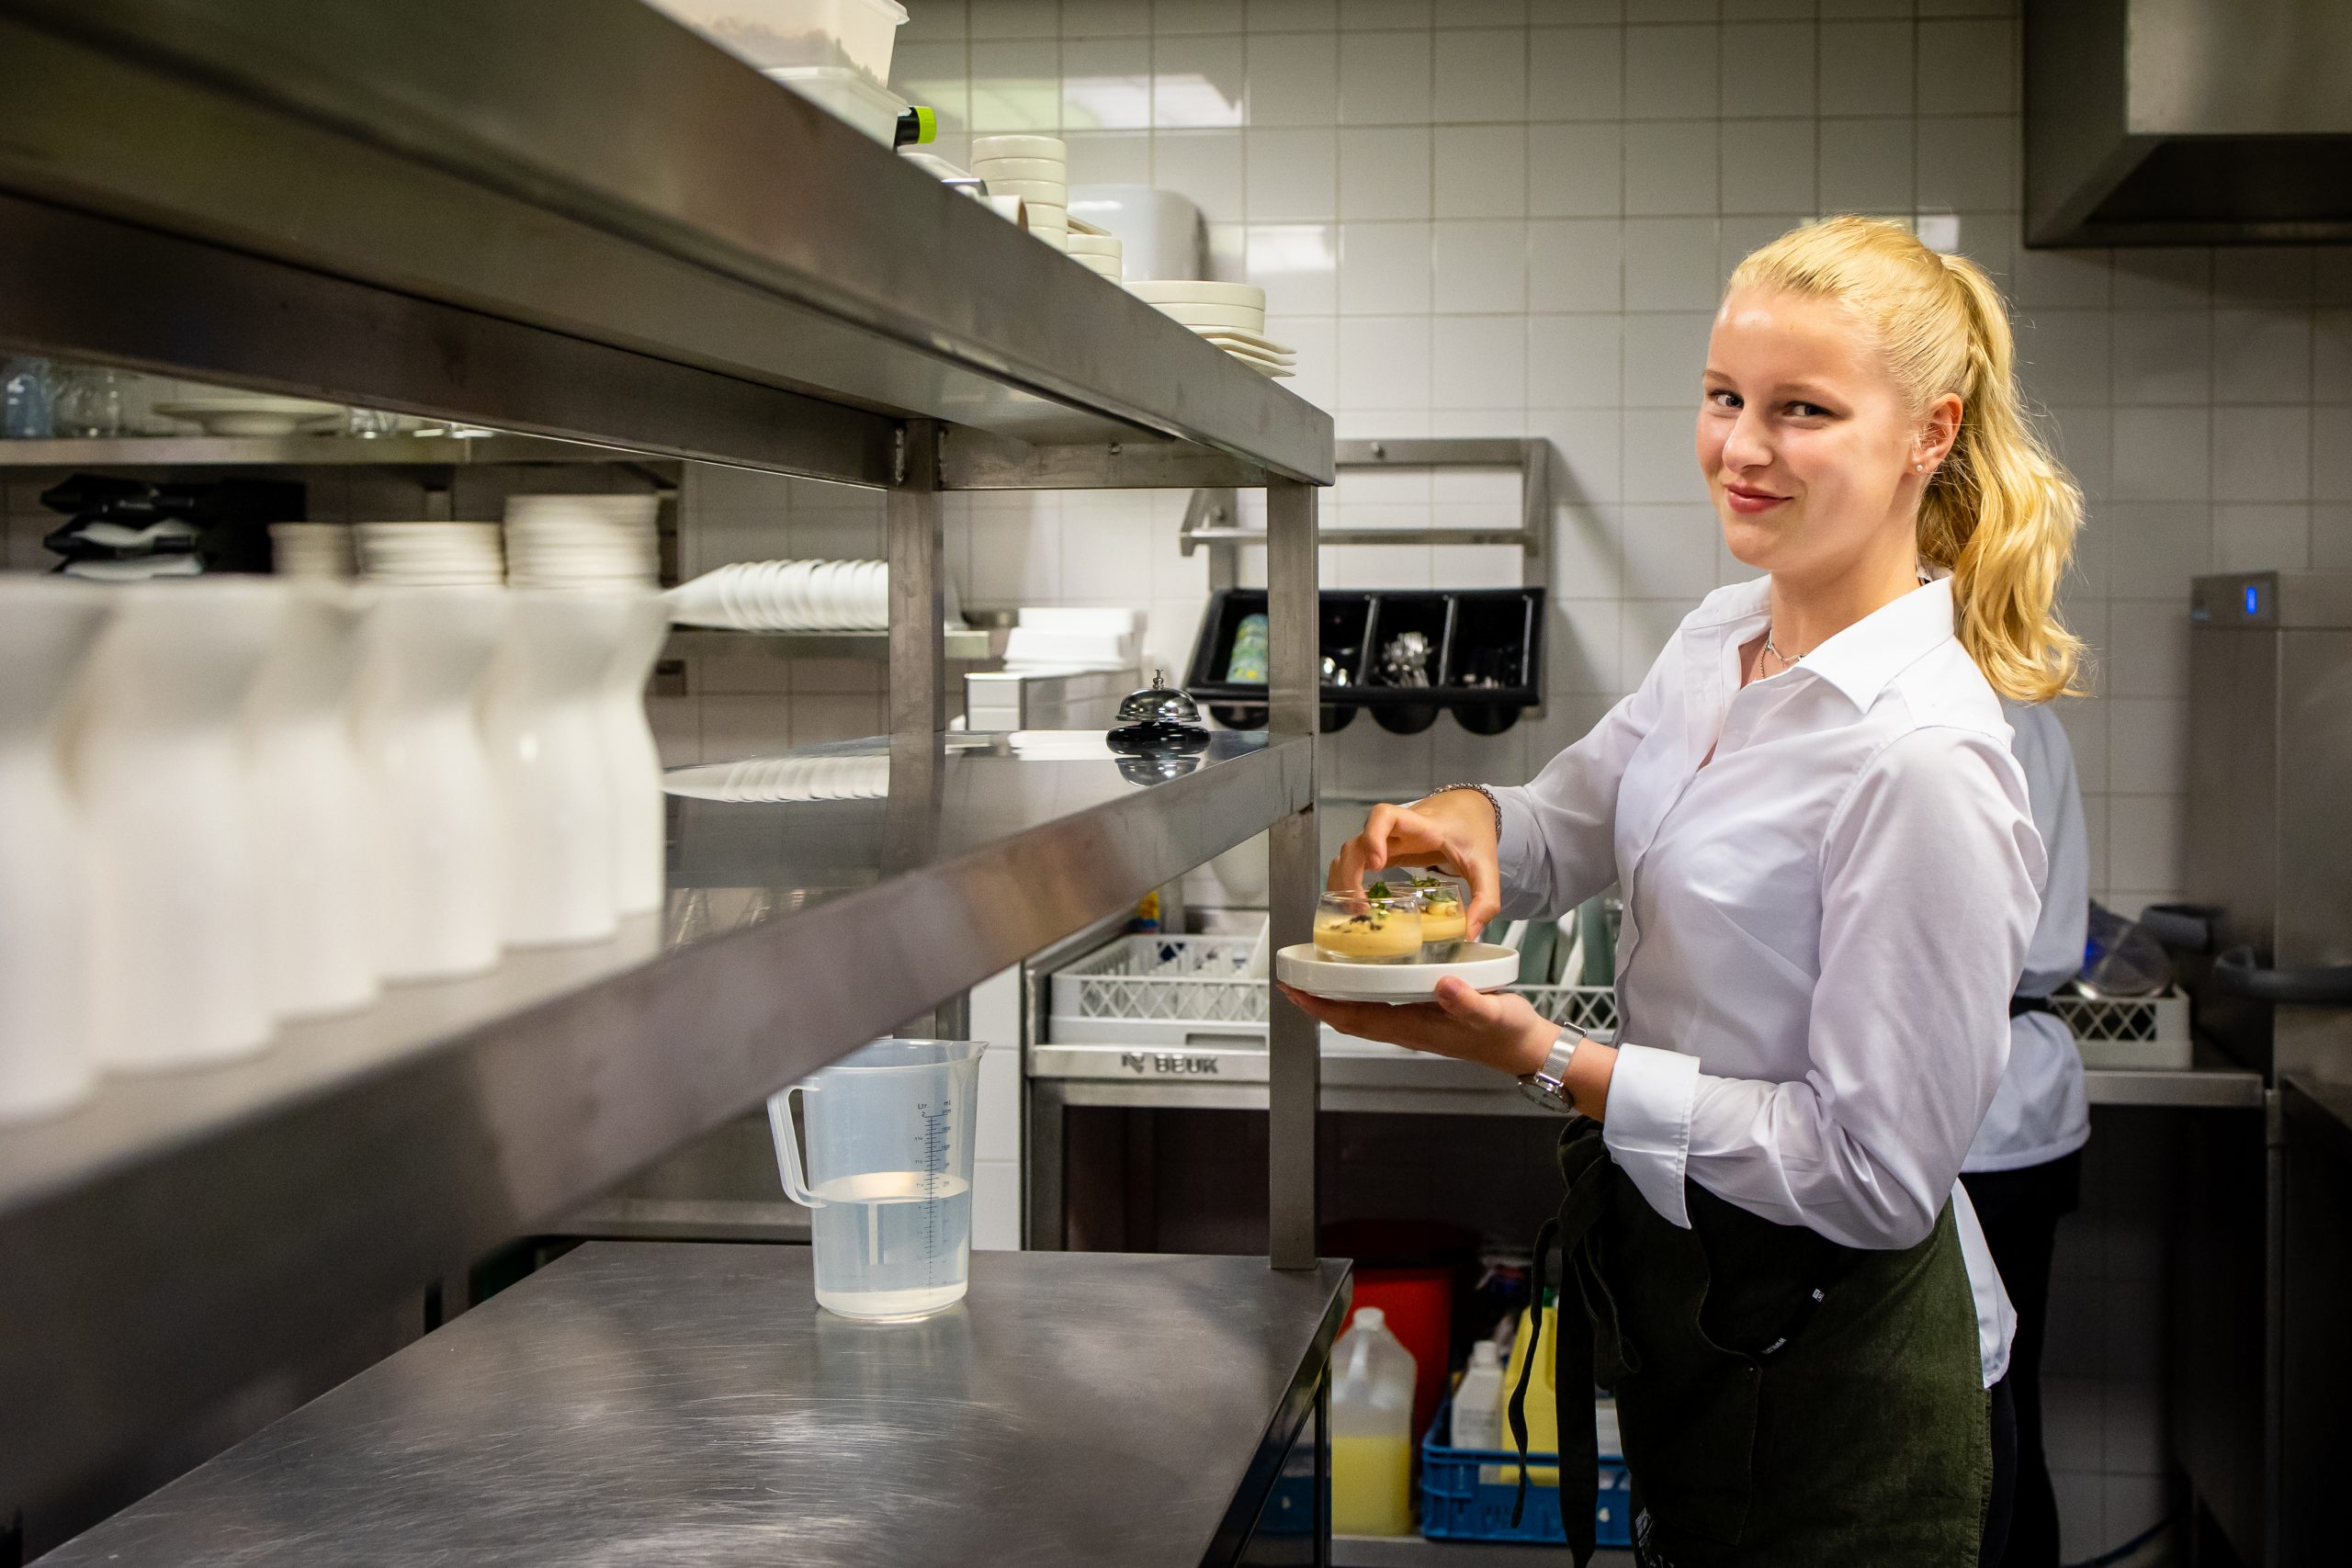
356,523,506,586
973,135,1067,250
665,558,889,631
1067,231,1122,284
1125,282,1295,378
270,522,358,581
662,752,889,804
503,493,662,591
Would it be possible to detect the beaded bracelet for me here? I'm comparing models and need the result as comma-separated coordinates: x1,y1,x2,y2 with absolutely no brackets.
1428,781,1503,844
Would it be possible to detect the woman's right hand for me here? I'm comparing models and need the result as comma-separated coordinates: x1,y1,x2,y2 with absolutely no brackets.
1328,790,1502,938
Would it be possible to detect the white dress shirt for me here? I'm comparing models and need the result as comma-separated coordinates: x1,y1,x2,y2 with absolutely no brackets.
1492,575,2045,1386
1964,701,2091,1172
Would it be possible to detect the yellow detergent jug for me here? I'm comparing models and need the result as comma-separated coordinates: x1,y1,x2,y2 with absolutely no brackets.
1499,1298,1560,1486
1331,1305,1417,1536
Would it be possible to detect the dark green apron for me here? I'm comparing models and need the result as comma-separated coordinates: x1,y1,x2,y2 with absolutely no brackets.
1510,1119,1992,1567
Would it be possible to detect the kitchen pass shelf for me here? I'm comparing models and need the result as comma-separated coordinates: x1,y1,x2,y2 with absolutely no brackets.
0,433,663,468
0,731,1311,1517
0,1,1329,486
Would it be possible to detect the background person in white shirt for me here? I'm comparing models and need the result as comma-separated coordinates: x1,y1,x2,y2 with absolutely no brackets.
1283,215,2085,1568
1962,700,2092,1568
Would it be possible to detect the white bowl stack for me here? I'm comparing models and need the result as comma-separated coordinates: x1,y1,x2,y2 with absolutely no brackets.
269,523,358,581
503,493,662,591
1124,281,1295,378
662,752,889,803
972,134,1066,250
1067,231,1122,283
355,523,506,586
664,558,890,631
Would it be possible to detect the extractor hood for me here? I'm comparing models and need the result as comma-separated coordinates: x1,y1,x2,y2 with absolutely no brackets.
2024,0,2352,246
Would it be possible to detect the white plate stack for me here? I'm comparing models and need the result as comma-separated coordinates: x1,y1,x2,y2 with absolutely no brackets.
1123,281,1295,378
664,558,889,631
973,134,1066,250
270,523,357,581
356,523,505,586
662,753,889,803
1067,231,1122,284
503,493,662,591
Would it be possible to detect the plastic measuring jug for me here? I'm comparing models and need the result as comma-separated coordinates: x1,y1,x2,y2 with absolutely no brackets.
769,1038,985,1320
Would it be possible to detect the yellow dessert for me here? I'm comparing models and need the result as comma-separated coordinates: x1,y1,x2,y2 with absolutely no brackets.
1412,876,1469,958
1315,892,1422,964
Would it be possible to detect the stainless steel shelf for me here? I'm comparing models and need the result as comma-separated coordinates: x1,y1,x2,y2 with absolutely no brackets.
37,1244,1352,1568
665,625,1000,662
0,0,1329,487
2083,1066,2267,1109
1032,1040,2268,1114
0,433,664,468
1336,1540,1633,1567
0,730,1311,1519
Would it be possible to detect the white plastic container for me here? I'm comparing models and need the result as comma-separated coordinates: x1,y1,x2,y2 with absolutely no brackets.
1451,1339,1505,1451
600,594,673,916
75,580,288,1071
763,64,910,144
0,579,110,1121
480,592,625,949
769,1038,986,1320
353,587,508,981
1332,1305,1419,1537
240,583,382,1020
647,0,907,83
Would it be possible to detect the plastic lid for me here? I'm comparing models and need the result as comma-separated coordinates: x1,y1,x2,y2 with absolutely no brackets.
1469,1340,1501,1367
1352,1306,1385,1331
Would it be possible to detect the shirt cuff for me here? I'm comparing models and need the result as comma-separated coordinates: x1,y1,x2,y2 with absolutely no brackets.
1488,784,1545,919
1600,1043,1701,1230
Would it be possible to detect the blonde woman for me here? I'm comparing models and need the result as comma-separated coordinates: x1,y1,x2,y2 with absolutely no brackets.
1283,216,2082,1567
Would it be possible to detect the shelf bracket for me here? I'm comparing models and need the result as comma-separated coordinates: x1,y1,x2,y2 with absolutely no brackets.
1266,477,1321,1272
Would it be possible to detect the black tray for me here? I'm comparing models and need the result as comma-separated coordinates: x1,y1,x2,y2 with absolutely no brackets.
1184,587,1544,735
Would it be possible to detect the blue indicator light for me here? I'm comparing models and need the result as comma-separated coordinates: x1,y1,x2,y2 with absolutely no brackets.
2245,584,2260,616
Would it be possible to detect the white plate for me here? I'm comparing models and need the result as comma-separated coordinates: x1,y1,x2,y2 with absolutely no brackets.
1274,942,1520,1003
1213,342,1294,370
155,396,345,436
1125,280,1267,310
1150,301,1268,332
985,176,1068,203
970,155,1066,183
971,133,1066,163
1193,326,1296,356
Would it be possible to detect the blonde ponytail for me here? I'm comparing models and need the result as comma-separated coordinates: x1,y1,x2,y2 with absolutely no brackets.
1729,217,2086,702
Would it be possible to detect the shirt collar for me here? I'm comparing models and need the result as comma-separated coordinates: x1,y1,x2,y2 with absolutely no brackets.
1792,576,1958,709
1683,572,1959,711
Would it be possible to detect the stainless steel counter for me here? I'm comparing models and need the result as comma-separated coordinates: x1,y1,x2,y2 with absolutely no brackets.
38,1245,1351,1568
0,730,1311,1525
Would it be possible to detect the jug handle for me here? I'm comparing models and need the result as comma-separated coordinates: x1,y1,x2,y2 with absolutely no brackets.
767,1086,822,1207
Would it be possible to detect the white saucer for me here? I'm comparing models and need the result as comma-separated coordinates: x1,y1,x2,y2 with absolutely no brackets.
1275,942,1519,1003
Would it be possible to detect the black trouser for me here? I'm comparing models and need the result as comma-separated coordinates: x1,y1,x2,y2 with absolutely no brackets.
1962,1152,2085,1568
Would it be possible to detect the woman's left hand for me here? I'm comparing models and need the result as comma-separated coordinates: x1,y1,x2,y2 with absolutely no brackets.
1276,976,1562,1077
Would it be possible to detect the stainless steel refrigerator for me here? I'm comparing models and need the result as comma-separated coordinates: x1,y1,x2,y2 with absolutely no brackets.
2179,570,2352,1568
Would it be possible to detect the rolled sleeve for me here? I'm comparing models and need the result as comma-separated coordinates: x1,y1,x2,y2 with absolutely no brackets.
1600,1042,1701,1229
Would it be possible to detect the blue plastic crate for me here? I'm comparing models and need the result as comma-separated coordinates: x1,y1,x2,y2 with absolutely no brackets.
1419,1403,1632,1548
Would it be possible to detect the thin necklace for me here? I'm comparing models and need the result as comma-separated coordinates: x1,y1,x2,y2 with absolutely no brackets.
1762,628,1808,668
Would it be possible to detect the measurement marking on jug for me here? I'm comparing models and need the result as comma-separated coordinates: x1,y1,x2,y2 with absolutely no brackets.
919,1098,950,1286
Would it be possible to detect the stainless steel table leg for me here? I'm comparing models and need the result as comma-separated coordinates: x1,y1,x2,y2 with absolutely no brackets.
1026,1077,1069,1250
1266,478,1319,1270
888,418,945,736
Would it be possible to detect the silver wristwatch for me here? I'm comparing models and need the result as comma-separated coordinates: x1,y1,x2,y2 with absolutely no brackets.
1517,1030,1581,1114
